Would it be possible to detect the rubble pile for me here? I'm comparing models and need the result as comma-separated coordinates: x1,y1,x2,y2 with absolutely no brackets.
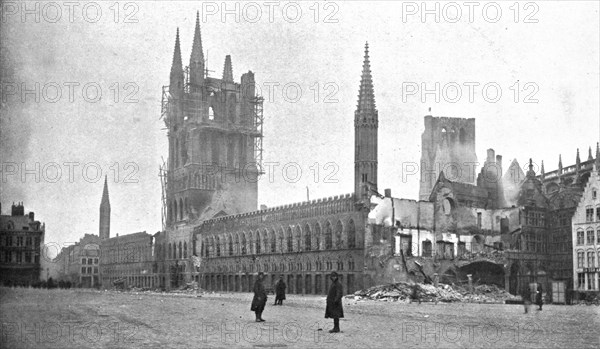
456,284,519,303
349,282,519,303
121,282,204,295
168,281,201,294
460,249,505,261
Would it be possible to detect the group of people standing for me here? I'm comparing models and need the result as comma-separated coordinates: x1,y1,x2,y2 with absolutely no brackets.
250,272,345,333
522,283,544,313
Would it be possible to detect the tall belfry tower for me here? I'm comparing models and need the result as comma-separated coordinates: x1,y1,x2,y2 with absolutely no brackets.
161,12,263,225
99,176,110,240
354,42,378,198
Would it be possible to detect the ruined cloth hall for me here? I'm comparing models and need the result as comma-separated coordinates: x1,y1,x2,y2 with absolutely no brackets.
149,14,598,300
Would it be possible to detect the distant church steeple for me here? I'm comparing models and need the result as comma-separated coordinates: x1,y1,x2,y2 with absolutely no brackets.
354,42,378,198
99,176,110,240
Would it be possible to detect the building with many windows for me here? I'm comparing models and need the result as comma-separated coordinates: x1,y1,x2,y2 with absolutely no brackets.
572,163,600,297
0,203,45,286
100,231,157,288
53,234,101,287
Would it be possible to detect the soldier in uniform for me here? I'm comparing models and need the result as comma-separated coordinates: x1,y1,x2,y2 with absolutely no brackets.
325,271,344,333
251,272,267,322
274,275,286,305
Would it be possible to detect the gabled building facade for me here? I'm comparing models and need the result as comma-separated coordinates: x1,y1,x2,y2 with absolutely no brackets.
0,203,45,286
572,164,600,297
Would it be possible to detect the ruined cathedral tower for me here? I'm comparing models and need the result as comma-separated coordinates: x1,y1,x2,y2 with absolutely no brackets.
99,176,110,240
163,13,262,226
418,116,478,200
354,42,378,198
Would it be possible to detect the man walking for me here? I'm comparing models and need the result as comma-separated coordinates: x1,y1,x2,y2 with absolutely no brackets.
325,271,344,333
251,272,267,322
274,275,286,305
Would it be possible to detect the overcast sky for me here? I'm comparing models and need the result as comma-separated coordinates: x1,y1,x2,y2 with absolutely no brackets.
1,1,599,249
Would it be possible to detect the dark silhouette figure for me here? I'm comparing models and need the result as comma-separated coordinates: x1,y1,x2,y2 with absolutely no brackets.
274,276,286,305
521,286,531,314
536,284,543,310
325,272,344,333
250,272,267,322
411,282,421,304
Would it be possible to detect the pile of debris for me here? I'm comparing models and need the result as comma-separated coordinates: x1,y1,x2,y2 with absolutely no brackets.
170,281,201,294
458,249,506,264
348,282,519,303
455,284,519,303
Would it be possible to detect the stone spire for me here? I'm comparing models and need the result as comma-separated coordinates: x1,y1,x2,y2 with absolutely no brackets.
541,160,545,179
170,28,184,95
588,146,594,161
99,175,111,240
356,42,376,115
222,55,233,82
354,42,378,199
189,11,205,87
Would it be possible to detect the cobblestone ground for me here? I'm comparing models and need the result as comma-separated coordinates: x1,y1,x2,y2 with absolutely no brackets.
1,287,599,349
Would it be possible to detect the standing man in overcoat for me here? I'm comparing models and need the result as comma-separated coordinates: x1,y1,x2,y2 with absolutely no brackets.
251,272,267,322
274,275,286,305
535,284,543,311
325,271,344,333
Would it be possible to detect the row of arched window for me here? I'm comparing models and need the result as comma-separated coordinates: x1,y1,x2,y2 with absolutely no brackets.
156,241,189,260
576,249,600,269
200,219,358,258
576,229,600,245
204,258,356,274
169,198,189,223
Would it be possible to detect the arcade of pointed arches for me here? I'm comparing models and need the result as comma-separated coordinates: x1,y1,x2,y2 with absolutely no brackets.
200,219,358,258
195,217,363,295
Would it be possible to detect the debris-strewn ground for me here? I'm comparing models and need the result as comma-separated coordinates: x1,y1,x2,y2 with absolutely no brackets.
1,287,599,349
350,282,520,303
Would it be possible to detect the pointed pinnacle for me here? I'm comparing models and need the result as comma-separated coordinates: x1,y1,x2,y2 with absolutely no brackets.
171,28,183,71
190,11,204,64
357,42,376,114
